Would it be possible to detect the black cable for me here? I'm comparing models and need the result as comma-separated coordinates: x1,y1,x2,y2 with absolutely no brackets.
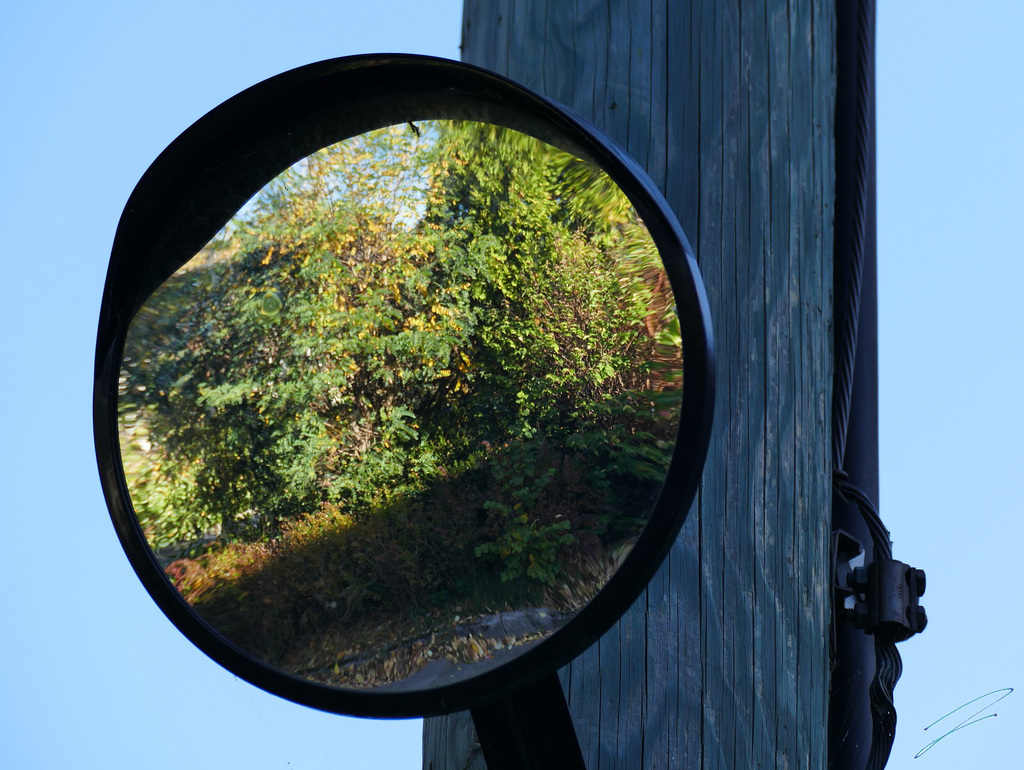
869,641,904,768
832,0,874,472
830,1,903,767
832,471,890,562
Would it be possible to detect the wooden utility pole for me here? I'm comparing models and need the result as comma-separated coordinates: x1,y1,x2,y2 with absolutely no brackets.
425,1,835,766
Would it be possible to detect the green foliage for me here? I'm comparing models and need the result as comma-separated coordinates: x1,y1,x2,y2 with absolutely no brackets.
473,439,593,586
120,120,681,650
122,124,475,543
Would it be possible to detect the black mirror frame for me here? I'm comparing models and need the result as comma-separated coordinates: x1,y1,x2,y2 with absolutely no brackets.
94,53,715,719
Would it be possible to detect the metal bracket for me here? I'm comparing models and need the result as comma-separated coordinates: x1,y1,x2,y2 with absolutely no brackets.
831,530,927,643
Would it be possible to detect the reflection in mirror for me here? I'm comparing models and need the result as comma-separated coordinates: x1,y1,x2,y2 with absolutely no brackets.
118,120,682,691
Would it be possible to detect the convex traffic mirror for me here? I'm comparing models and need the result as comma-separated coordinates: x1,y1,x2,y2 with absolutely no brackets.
95,54,714,720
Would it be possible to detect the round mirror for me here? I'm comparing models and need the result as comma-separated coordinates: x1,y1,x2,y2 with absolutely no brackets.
95,55,714,718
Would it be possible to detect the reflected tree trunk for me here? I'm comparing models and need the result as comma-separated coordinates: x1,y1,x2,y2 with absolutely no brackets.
425,1,835,767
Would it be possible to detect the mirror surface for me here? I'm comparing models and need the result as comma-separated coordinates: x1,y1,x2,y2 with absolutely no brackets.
118,120,682,691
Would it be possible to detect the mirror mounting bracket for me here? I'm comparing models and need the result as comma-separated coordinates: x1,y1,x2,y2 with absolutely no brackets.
470,673,586,770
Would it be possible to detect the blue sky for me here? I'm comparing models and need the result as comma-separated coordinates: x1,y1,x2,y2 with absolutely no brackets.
0,3,460,768
1,2,1020,768
877,4,1023,768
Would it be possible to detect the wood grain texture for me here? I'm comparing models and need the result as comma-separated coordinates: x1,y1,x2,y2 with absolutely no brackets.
425,2,834,767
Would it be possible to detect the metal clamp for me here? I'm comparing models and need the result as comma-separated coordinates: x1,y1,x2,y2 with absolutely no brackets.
832,530,927,643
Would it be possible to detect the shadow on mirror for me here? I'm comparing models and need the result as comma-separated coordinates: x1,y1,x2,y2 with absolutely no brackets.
117,120,682,691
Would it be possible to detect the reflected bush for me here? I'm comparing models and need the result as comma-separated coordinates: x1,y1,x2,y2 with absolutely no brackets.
125,119,684,672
